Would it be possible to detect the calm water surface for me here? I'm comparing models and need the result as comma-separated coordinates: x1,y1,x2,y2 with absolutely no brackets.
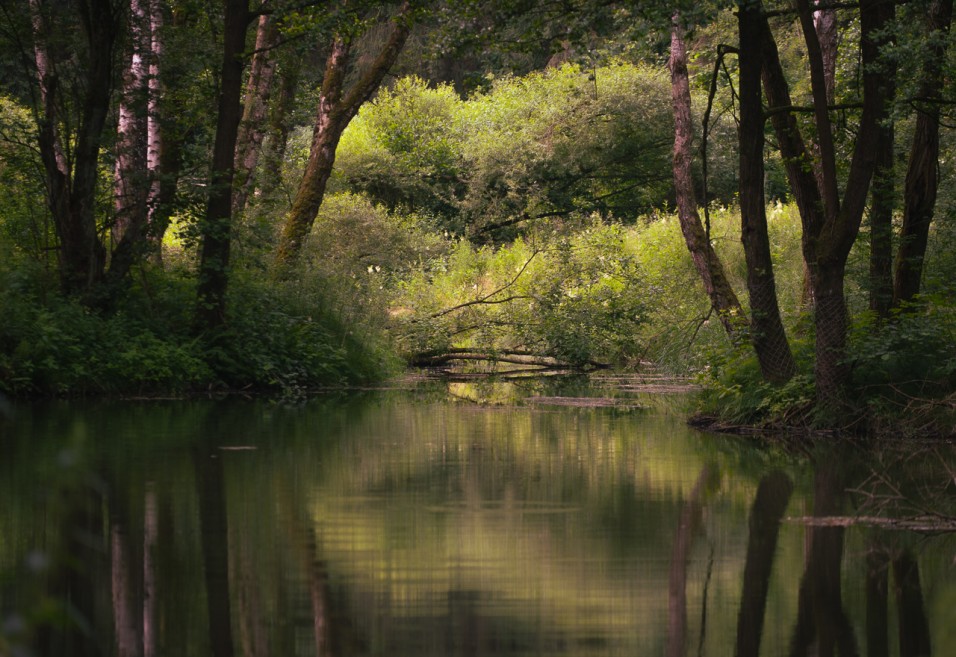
1,378,954,656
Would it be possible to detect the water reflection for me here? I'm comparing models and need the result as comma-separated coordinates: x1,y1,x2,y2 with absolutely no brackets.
0,386,953,656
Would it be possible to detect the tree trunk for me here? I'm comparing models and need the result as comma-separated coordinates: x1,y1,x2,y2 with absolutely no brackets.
669,14,746,340
894,0,954,306
30,0,117,297
808,0,892,405
109,0,151,286
143,0,189,268
866,1,896,319
869,109,895,318
814,7,839,105
274,3,412,272
233,12,278,215
737,0,796,385
112,0,149,245
758,0,893,407
194,0,250,332
258,56,300,203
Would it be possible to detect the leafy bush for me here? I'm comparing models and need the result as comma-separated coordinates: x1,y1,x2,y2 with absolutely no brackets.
393,220,648,367
848,303,956,397
332,63,676,238
0,262,211,395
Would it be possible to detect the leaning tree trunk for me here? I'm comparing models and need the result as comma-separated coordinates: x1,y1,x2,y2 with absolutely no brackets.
194,0,249,332
274,3,411,273
737,0,796,385
894,0,954,306
669,14,746,340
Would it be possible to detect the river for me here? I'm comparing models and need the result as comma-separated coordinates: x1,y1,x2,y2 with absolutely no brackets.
1,376,954,656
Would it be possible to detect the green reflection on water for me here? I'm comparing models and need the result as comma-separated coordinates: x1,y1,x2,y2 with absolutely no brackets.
0,380,954,656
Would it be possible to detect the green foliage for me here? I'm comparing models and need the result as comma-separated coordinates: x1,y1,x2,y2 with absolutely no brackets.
847,303,956,398
0,248,398,397
333,63,676,237
0,260,210,396
696,345,817,427
394,220,649,367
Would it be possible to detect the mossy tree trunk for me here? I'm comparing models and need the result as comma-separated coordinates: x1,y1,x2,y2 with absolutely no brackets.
273,2,411,273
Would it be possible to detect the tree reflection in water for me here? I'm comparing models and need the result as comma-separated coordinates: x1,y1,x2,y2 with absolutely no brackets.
2,398,953,656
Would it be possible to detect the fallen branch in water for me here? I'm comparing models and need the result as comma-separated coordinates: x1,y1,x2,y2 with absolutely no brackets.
409,348,609,371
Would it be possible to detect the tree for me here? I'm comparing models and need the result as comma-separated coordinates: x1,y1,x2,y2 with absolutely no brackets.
233,11,279,216
894,0,954,306
737,0,797,385
273,1,412,272
28,0,120,298
109,0,151,287
669,11,746,341
194,0,252,332
757,0,894,405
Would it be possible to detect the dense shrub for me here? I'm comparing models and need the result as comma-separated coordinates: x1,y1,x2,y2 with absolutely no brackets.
395,220,650,367
332,64,677,238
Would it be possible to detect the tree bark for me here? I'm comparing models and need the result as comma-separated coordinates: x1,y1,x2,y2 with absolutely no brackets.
737,0,797,385
894,0,954,305
758,0,893,407
258,56,300,203
112,0,149,245
814,7,839,106
869,96,896,318
30,0,118,297
811,0,892,405
669,14,746,341
145,0,187,266
233,12,278,215
109,0,151,286
194,0,250,332
274,3,412,272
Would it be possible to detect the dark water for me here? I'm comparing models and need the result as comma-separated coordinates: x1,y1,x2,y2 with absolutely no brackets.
1,379,954,656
